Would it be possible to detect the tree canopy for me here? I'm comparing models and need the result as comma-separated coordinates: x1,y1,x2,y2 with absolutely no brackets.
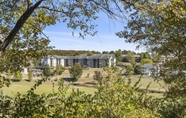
0,0,127,73
117,0,186,97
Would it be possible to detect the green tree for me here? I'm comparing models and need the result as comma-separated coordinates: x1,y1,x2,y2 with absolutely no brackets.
43,64,51,77
28,71,33,81
117,1,186,117
117,0,186,98
6,69,12,80
54,65,65,76
134,64,142,75
13,70,22,82
109,50,115,54
69,63,82,81
140,59,153,65
115,49,122,64
126,52,135,66
87,51,93,56
0,0,126,74
125,65,133,76
140,52,150,59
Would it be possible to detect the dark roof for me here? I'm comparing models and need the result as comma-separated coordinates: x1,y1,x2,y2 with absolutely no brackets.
46,54,115,60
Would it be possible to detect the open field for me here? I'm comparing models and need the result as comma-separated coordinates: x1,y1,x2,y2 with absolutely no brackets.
2,81,97,97
2,68,165,97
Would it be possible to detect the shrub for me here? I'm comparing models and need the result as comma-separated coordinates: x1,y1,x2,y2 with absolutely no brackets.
125,65,133,76
69,63,82,81
134,64,143,75
0,67,161,117
93,71,103,81
12,70,22,82
43,64,51,77
27,72,33,81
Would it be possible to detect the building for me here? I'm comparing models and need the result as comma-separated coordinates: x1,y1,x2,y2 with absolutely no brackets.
41,54,116,68
142,64,161,76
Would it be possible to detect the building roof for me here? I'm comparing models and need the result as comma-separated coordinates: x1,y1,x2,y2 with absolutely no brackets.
142,64,154,69
45,54,115,60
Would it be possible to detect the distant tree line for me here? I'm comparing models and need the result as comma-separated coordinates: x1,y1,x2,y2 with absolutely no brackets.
47,50,101,56
102,49,138,55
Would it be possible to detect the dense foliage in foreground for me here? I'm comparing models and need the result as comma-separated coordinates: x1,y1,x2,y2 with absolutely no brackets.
0,67,160,118
1,67,186,117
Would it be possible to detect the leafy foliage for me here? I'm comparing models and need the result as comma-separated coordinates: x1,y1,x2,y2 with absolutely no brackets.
134,64,142,75
54,65,65,76
126,52,135,65
125,65,133,76
0,0,126,73
43,64,51,77
0,67,161,118
140,58,153,65
117,0,186,98
93,70,103,81
115,49,122,64
12,70,22,82
69,63,82,81
28,71,33,81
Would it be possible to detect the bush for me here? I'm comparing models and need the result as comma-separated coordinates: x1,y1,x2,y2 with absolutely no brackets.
93,71,103,81
125,65,133,76
134,64,142,75
27,72,33,81
69,63,82,81
12,70,22,82
0,67,160,117
43,64,51,77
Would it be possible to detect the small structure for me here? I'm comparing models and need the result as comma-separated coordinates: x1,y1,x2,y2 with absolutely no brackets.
41,54,116,68
142,64,155,76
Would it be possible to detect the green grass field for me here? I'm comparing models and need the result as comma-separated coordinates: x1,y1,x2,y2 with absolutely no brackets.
2,68,165,98
2,81,97,97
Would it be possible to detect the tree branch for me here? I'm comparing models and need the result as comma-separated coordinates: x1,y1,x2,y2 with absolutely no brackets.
0,0,44,52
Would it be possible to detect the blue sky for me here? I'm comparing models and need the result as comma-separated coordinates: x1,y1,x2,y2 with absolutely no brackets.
44,12,145,53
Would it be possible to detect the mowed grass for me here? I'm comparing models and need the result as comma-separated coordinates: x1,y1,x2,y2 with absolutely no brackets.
2,81,97,97
2,68,165,98
125,75,165,97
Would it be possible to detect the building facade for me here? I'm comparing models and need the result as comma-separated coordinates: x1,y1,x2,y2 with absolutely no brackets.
41,54,116,68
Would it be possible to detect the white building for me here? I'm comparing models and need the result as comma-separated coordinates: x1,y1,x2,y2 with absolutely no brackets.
41,54,116,68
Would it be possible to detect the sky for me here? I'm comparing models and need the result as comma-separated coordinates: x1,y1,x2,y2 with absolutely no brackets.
44,12,145,53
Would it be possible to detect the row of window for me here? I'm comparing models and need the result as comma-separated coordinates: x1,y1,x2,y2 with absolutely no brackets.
50,59,101,68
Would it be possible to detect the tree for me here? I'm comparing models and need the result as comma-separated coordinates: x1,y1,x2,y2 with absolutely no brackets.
102,51,109,54
13,70,22,82
54,65,65,76
109,50,115,54
117,0,186,98
140,52,150,59
140,59,153,65
69,63,82,81
115,49,122,64
0,0,127,73
87,51,93,56
117,1,186,117
6,69,12,80
126,52,135,66
134,64,142,75
28,71,33,81
125,65,133,76
43,64,51,77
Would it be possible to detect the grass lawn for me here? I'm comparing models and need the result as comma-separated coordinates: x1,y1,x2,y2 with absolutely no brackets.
2,81,97,97
2,68,165,98
125,75,165,97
